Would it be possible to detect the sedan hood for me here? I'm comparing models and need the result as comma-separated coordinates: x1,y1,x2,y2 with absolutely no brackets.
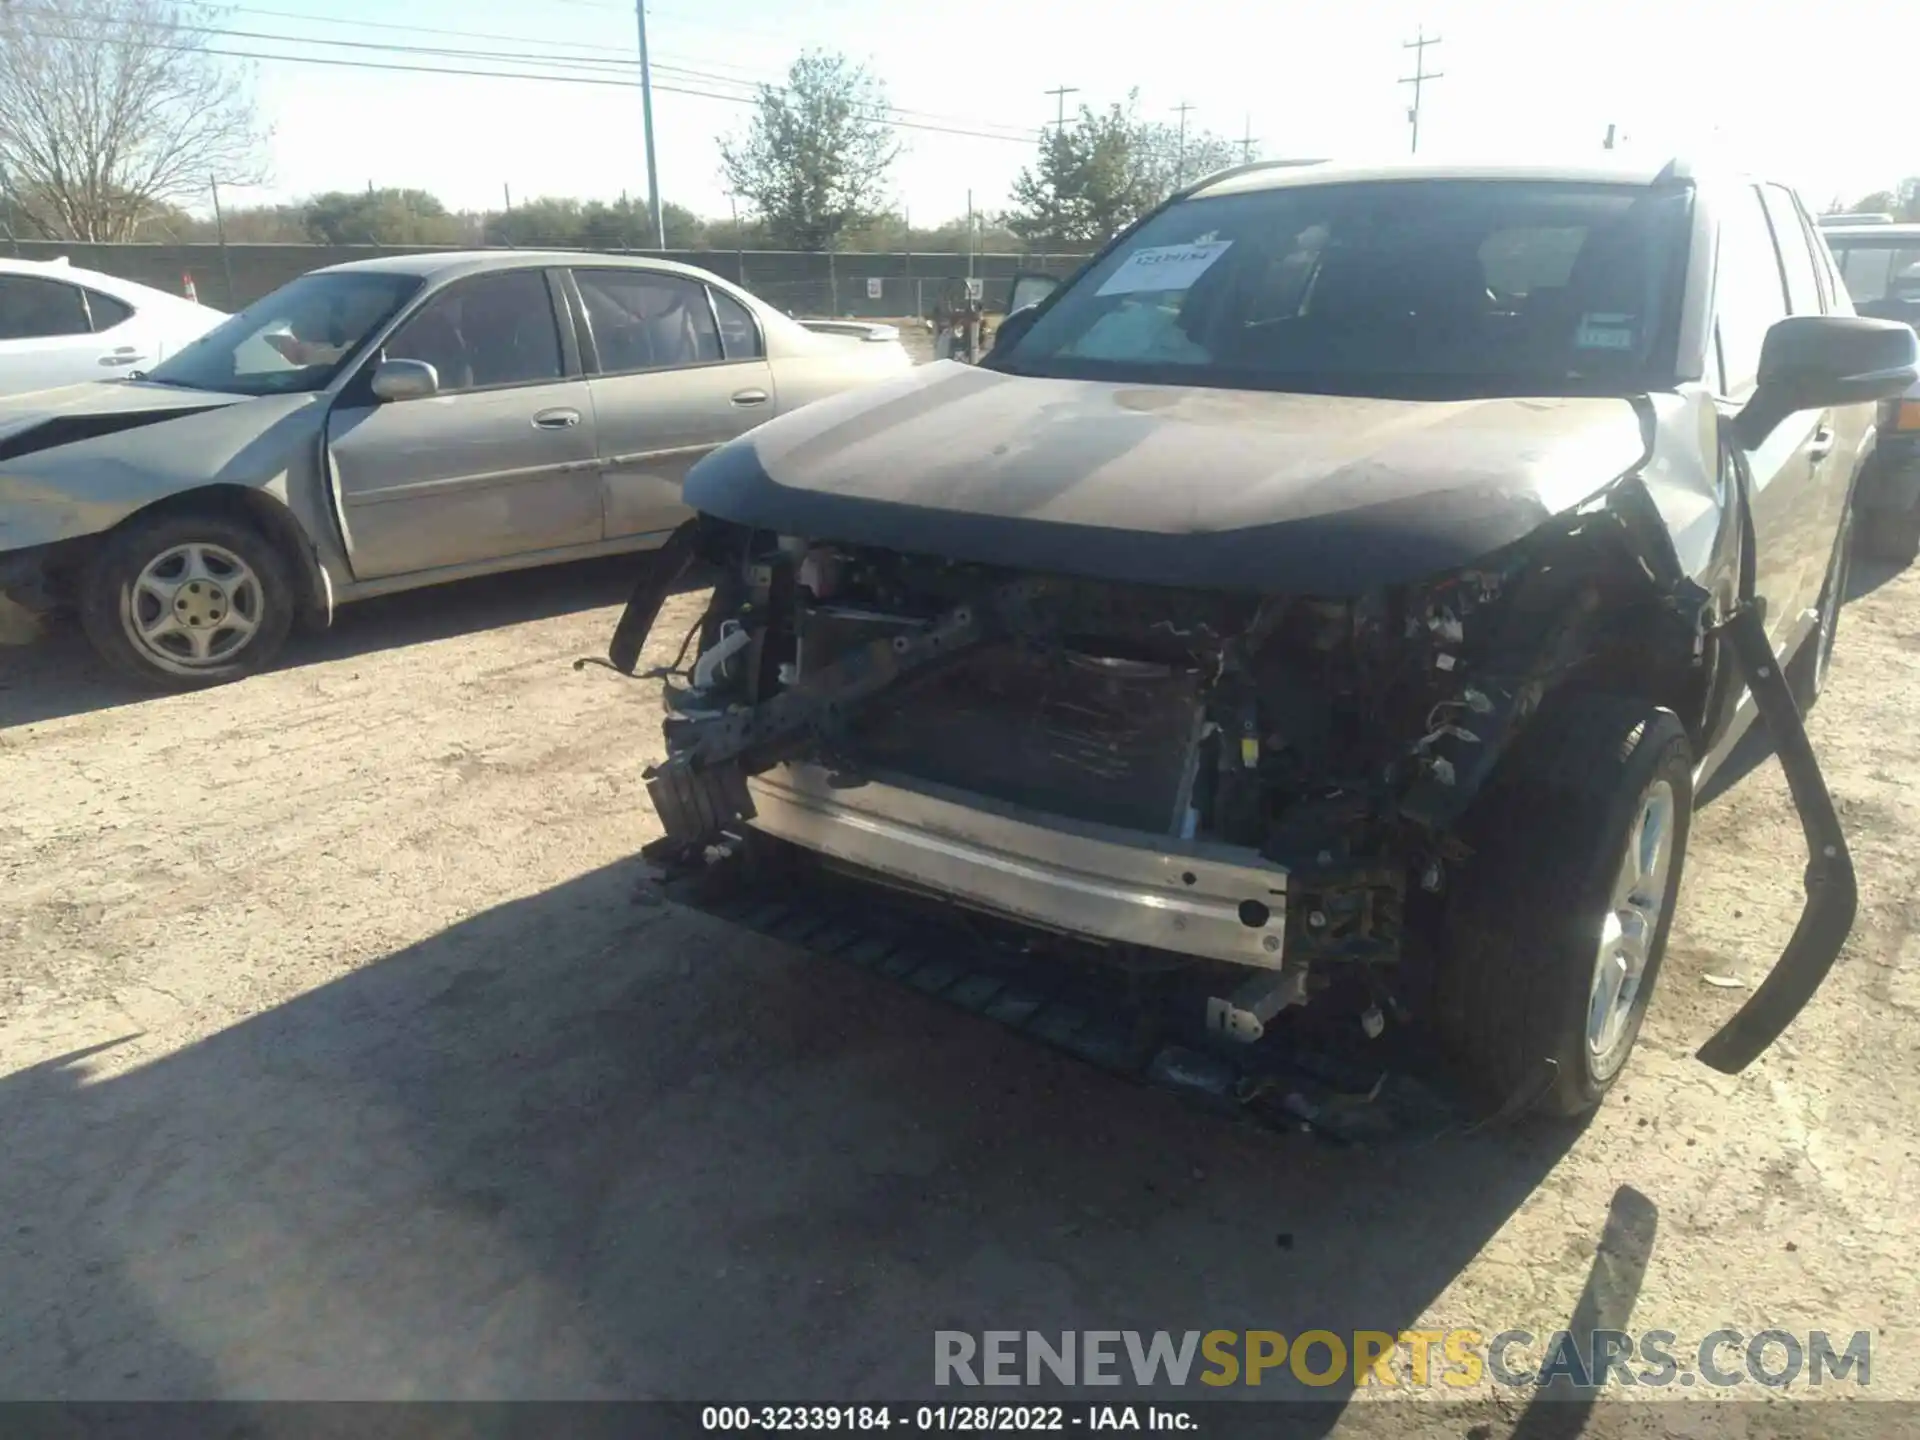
0,381,247,455
687,361,1652,593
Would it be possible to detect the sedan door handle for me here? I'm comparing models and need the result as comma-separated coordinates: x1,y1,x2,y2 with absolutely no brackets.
730,388,769,407
99,348,146,367
532,408,582,429
1807,423,1835,463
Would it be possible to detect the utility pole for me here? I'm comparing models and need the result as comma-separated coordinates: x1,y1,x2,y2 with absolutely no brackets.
1044,84,1079,129
1603,123,1617,150
1173,101,1195,185
503,182,512,211
634,0,665,248
1239,115,1259,165
1399,26,1443,155
209,175,236,309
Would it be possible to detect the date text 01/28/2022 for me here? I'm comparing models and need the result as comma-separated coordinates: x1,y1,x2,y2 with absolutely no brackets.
701,1406,1192,1431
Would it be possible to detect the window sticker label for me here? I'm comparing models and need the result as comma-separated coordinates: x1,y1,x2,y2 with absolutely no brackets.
1096,240,1234,296
1575,313,1637,350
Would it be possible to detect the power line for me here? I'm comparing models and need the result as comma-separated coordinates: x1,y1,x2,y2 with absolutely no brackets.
1399,26,1443,156
12,23,1042,146
202,19,1040,138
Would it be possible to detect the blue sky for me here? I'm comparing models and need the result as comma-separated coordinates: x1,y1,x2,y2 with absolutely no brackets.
228,0,1916,225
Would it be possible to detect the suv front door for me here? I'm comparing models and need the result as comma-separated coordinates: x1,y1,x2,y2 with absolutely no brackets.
568,267,776,542
326,267,601,582
1717,183,1826,653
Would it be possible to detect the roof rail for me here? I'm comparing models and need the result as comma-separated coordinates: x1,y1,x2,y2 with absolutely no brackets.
1177,157,1327,199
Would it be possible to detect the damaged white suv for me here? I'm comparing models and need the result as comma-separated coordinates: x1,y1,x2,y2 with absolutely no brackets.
613,159,1918,1118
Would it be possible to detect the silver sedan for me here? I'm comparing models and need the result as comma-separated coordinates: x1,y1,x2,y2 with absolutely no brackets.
0,252,912,688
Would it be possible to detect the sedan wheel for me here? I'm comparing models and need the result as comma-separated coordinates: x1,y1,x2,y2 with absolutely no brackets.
128,542,267,669
80,512,296,690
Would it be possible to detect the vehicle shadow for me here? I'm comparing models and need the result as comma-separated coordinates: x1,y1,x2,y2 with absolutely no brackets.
0,554,686,732
1843,553,1907,606
0,855,1585,1422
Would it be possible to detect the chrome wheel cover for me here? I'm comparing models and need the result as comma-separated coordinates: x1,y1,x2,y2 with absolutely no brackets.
124,542,264,669
1586,779,1676,1077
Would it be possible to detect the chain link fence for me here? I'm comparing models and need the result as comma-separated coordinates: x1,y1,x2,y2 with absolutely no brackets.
2,239,1088,318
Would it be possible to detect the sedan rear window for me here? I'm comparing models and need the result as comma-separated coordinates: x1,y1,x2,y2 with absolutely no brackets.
998,179,1693,398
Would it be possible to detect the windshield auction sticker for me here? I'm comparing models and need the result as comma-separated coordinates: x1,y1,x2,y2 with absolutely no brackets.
1095,241,1233,296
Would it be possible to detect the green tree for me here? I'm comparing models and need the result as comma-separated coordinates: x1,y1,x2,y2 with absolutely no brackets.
1834,181,1920,220
719,51,900,251
1007,101,1153,248
304,188,465,245
1009,95,1247,249
483,196,587,248
1138,123,1242,198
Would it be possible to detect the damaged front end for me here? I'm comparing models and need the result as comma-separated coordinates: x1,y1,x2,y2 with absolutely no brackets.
616,474,1853,1089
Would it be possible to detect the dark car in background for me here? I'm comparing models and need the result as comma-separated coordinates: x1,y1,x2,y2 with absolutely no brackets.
1823,222,1920,561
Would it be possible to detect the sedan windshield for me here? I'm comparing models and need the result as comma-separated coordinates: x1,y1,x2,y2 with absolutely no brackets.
144,271,422,396
999,179,1693,398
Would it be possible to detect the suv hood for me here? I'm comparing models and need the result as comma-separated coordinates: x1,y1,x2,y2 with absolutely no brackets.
686,361,1651,593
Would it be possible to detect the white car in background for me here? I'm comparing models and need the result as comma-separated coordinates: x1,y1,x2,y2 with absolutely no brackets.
0,257,225,395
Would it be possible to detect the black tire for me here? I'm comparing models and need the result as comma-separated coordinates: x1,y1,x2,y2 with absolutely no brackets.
79,511,296,690
1854,503,1920,567
1434,697,1695,1118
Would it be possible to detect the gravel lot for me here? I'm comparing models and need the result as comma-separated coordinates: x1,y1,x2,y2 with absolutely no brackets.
3,527,1918,1426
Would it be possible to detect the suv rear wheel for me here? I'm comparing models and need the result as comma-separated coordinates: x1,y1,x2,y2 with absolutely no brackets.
1434,697,1694,1118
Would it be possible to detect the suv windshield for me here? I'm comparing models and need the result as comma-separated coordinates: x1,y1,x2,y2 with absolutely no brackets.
998,179,1693,398
144,270,422,396
1826,236,1920,327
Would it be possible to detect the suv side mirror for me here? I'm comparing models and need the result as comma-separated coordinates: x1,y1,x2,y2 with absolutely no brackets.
986,305,1043,362
371,358,439,402
1734,315,1919,449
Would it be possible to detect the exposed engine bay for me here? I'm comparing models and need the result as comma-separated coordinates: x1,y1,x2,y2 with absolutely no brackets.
628,495,1711,1041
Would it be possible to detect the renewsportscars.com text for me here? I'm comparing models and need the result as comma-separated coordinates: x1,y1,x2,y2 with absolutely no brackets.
934,1329,1872,1390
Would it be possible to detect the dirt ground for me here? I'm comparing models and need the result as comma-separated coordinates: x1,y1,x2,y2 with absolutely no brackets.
3,539,1918,1428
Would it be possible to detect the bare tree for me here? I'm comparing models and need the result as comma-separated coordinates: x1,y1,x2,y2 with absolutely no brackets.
0,0,266,242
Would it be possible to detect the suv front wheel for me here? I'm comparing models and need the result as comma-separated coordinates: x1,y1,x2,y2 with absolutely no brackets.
1434,697,1695,1118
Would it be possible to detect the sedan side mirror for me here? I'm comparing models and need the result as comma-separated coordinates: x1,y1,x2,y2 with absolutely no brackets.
1734,315,1919,450
371,358,439,402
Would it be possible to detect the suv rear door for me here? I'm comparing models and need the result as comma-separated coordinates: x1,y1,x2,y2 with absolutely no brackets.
567,266,776,542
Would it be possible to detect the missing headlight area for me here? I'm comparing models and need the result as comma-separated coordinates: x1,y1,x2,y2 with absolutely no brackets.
623,492,1766,1117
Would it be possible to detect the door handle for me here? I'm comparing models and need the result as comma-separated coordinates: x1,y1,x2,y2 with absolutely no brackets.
1807,424,1835,463
99,348,146,367
730,389,769,407
532,408,582,429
